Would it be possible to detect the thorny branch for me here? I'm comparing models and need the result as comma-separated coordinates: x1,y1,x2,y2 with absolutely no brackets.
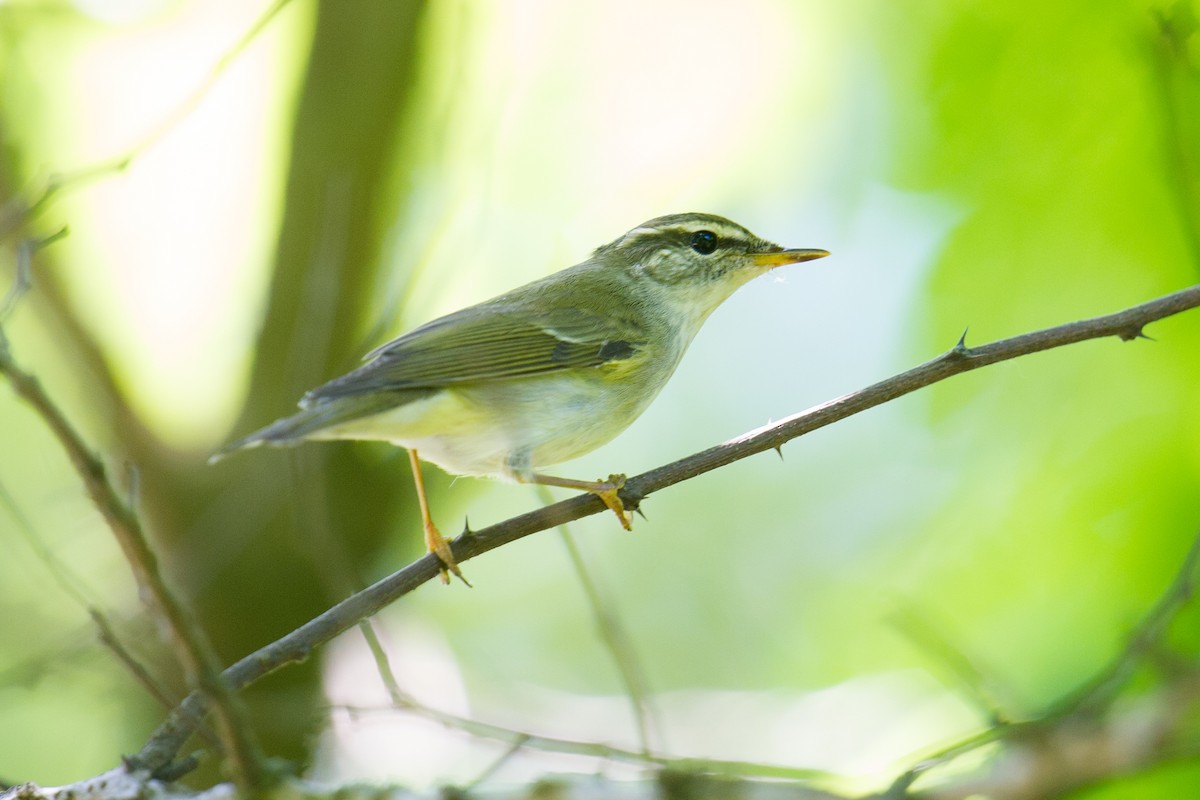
131,283,1200,778
0,336,268,788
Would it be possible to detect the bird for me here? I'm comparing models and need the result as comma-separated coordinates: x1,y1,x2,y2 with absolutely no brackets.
214,212,828,583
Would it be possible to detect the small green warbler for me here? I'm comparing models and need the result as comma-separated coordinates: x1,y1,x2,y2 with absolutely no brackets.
216,212,828,583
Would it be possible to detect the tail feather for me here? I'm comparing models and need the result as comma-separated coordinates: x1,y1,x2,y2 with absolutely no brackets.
209,392,417,464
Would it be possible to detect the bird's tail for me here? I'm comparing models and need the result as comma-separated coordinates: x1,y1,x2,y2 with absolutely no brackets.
208,393,411,464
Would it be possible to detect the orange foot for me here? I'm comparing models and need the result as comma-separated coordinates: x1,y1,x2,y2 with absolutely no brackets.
589,473,632,531
423,519,470,587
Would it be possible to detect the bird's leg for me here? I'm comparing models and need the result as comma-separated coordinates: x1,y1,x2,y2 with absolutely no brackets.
526,472,632,530
408,449,468,586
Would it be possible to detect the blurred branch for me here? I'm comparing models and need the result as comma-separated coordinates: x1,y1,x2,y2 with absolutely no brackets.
104,0,295,178
1046,527,1200,718
889,605,1011,725
0,227,67,323
558,528,658,755
137,283,1200,777
189,0,434,767
0,210,161,466
1,771,850,800
90,609,181,715
0,1,297,474
889,528,1200,798
0,0,295,234
333,702,834,784
1152,2,1200,272
89,609,225,755
0,474,95,610
8,526,1200,800
7,0,431,774
0,475,203,739
539,484,660,757
0,340,268,788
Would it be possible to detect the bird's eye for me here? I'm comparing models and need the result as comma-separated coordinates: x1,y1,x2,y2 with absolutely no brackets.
690,230,718,255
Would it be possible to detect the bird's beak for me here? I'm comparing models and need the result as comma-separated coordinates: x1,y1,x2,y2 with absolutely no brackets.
749,248,830,268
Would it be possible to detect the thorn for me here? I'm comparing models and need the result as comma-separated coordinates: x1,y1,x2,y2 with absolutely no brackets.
953,327,970,355
460,517,474,537
635,505,648,522
774,444,785,461
1119,326,1153,342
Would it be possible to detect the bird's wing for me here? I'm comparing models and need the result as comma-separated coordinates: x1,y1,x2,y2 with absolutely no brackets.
303,302,645,404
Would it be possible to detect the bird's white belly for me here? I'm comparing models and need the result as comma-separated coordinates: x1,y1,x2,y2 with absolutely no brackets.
320,373,657,479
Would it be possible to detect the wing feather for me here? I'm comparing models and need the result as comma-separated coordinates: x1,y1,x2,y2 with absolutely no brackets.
304,301,645,405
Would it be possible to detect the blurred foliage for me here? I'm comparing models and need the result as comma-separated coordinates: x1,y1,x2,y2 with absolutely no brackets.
2,0,1200,797
873,0,1200,709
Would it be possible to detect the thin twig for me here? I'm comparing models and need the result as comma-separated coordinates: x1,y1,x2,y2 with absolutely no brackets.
889,605,1010,724
333,703,835,784
0,345,268,788
885,527,1200,797
0,0,300,485
538,484,660,757
1042,527,1200,719
89,610,225,755
0,478,209,743
90,610,180,714
345,628,631,789
0,477,95,610
356,620,407,706
0,227,68,324
883,725,1017,799
0,2,295,236
135,283,1200,776
463,738,527,790
110,0,295,174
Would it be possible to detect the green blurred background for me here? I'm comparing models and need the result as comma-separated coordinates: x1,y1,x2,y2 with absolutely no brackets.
2,0,1199,796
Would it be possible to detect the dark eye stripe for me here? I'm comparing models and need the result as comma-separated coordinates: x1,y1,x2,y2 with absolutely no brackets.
610,221,753,258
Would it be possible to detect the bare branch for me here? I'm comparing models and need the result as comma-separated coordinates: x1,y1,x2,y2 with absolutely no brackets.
0,346,268,788
135,283,1200,775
